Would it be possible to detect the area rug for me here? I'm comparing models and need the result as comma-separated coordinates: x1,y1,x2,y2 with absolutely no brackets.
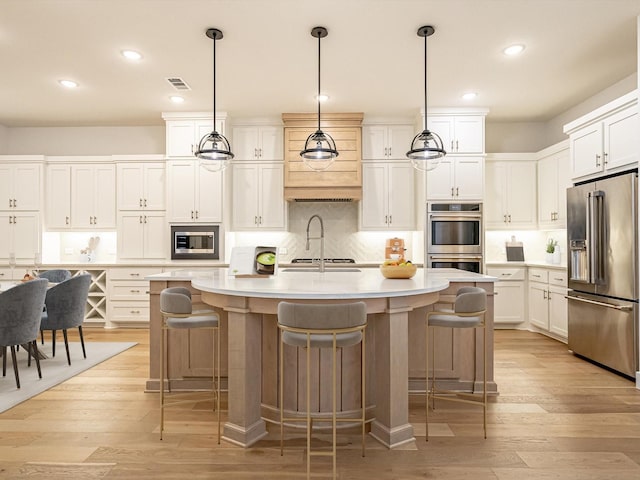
0,341,136,413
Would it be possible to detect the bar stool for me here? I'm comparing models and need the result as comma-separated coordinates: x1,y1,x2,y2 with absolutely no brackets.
425,286,487,440
159,287,221,442
277,301,367,479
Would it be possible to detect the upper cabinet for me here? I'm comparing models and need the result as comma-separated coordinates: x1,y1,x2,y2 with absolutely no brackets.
426,113,486,154
231,162,286,230
167,160,223,223
45,158,116,230
0,160,42,211
162,112,227,158
231,125,283,161
537,142,570,229
362,124,415,160
564,90,638,181
485,157,537,230
425,156,484,200
71,163,117,229
117,161,165,211
360,161,415,230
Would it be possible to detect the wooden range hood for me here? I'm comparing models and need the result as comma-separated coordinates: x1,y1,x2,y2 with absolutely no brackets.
282,112,363,201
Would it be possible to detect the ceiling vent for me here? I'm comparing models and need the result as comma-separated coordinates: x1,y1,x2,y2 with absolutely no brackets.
166,77,191,90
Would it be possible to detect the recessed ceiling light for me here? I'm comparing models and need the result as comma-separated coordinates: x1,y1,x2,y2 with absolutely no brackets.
58,79,78,88
122,50,142,61
169,95,185,103
462,92,477,100
315,94,329,102
503,44,525,56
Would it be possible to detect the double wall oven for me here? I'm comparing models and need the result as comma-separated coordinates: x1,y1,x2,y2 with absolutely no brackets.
426,202,483,273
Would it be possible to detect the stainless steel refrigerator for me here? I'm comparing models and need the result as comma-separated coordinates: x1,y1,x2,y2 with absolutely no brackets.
567,171,638,378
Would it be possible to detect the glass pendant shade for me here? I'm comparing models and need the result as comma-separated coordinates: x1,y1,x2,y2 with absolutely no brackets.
195,28,233,172
301,26,339,171
407,129,446,171
407,25,446,171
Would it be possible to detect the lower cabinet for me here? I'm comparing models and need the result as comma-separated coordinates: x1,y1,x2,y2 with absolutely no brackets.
107,267,162,327
528,267,568,341
486,267,525,326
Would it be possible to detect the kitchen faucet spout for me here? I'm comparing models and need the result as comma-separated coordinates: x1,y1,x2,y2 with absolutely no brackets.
305,214,325,272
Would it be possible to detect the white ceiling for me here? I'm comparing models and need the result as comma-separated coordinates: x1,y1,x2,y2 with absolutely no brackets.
1,0,639,128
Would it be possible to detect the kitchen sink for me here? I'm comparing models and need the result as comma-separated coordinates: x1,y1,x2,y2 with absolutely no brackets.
281,268,361,273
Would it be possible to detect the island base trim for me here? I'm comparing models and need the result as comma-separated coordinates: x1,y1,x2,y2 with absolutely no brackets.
222,419,268,447
369,421,415,449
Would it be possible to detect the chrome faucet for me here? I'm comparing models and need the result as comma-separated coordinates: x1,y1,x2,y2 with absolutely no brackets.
305,214,325,272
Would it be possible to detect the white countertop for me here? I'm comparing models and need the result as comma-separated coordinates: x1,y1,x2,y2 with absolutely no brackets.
486,261,567,270
148,267,495,300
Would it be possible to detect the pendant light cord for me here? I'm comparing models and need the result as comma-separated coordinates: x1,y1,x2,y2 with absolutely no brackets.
213,36,217,132
317,32,321,132
423,32,427,125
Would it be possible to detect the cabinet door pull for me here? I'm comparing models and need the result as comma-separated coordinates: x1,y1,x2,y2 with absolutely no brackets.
139,198,143,207
389,215,392,224
451,140,454,150
451,187,454,197
8,199,12,208
384,215,388,225
603,152,608,165
254,216,258,225
455,187,459,197
130,289,140,293
455,140,459,151
503,214,507,223
254,148,258,158
13,216,17,224
553,277,564,282
130,273,140,277
595,154,601,167
388,147,392,157
508,214,511,222
543,290,547,299
139,216,143,224
65,216,70,225
191,210,194,220
8,216,12,224
144,216,147,223
195,211,199,219
259,148,263,158
258,215,262,225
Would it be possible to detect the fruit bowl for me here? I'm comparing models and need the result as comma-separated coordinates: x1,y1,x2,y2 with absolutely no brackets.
380,263,417,279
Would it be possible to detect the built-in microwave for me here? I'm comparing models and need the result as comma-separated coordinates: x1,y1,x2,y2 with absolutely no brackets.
171,225,220,260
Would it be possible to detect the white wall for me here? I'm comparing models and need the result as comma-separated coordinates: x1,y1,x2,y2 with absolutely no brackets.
0,124,8,154
485,122,548,153
5,126,165,155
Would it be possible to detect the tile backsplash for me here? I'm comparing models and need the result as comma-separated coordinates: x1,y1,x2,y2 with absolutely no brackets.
227,202,423,263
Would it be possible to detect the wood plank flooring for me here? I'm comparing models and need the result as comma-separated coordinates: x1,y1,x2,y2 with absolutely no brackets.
0,329,639,479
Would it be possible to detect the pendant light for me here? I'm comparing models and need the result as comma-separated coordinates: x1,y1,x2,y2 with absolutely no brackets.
300,26,339,171
407,25,446,171
195,28,234,172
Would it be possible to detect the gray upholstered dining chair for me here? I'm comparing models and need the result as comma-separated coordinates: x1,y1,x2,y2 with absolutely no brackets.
425,286,488,440
40,273,91,365
277,301,368,480
0,278,48,388
38,269,72,284
159,287,221,442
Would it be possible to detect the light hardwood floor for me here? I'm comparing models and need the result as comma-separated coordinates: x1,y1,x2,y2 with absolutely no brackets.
0,328,639,479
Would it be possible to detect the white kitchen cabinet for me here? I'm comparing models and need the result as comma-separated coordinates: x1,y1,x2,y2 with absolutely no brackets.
528,267,568,341
426,156,484,200
360,161,415,230
70,164,116,229
167,160,223,223
46,164,72,228
107,266,162,327
117,162,165,210
485,159,537,230
426,114,484,154
117,212,167,259
362,124,414,160
486,267,526,326
231,162,286,230
0,163,42,211
537,143,570,229
163,112,228,158
0,212,41,261
564,91,637,181
232,125,283,161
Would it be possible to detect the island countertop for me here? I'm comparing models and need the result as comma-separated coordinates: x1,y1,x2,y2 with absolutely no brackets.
148,267,495,300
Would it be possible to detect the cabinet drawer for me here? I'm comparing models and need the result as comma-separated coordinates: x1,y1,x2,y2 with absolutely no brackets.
108,267,162,280
548,270,568,287
109,303,150,323
486,267,525,281
109,281,150,301
528,268,549,283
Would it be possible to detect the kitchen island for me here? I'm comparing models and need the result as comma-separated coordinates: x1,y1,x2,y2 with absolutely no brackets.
146,267,496,449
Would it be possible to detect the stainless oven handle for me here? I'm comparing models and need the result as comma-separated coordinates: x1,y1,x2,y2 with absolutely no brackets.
429,214,482,220
566,295,633,312
429,255,483,260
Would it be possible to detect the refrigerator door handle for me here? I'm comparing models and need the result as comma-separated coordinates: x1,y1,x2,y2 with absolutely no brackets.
587,190,605,285
566,294,633,312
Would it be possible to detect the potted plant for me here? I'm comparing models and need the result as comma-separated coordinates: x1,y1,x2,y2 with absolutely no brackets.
546,238,558,264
